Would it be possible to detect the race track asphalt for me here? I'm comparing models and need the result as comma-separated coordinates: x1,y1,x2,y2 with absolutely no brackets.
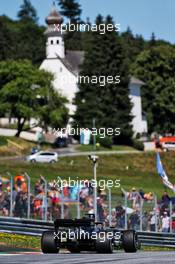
0,251,175,264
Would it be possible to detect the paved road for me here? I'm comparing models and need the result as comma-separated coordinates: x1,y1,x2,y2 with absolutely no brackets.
57,150,140,157
0,149,141,163
0,251,175,264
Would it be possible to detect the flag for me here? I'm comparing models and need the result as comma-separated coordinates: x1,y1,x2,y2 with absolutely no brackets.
156,153,175,192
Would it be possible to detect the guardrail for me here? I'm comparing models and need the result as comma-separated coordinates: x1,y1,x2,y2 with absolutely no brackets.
0,217,175,248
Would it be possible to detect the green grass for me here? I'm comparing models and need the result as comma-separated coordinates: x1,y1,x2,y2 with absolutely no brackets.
142,246,174,251
75,144,136,152
0,233,40,250
0,136,8,147
0,152,175,198
0,137,53,156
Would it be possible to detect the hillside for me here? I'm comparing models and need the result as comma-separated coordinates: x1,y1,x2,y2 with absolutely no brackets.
0,152,175,197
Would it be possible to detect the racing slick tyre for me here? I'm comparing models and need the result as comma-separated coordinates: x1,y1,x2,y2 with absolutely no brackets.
96,233,114,253
122,230,138,253
41,231,59,254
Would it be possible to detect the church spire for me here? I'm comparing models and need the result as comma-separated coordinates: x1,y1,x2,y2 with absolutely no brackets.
44,3,65,59
45,3,63,26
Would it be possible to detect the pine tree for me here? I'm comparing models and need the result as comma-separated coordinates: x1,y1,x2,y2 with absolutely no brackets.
57,0,82,50
17,0,38,22
121,27,145,66
57,0,82,23
149,32,156,47
74,15,133,143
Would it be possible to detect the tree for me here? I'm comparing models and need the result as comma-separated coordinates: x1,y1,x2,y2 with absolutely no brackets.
57,0,82,23
57,0,83,50
16,21,45,65
131,45,175,133
0,15,45,65
0,60,68,136
121,27,145,66
149,32,156,47
17,0,38,22
0,16,16,60
74,15,133,144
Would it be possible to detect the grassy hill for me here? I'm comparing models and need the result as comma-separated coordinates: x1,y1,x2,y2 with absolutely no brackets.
0,152,175,198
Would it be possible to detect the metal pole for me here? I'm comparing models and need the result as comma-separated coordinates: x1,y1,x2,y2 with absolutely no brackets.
94,160,97,222
170,200,173,233
7,172,13,217
61,187,64,219
56,176,64,219
154,193,158,232
121,188,128,230
108,188,112,227
41,176,47,221
140,196,143,231
24,173,31,219
77,186,80,219
93,118,96,151
124,194,127,229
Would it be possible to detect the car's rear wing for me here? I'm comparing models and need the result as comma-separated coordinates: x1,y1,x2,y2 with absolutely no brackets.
54,218,95,228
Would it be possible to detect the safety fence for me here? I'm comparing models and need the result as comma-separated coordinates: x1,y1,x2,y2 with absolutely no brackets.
0,172,175,234
0,217,175,248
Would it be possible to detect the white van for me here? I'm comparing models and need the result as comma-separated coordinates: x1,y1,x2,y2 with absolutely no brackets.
162,142,175,151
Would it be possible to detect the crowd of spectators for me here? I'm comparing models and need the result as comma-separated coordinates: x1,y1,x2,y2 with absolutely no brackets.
115,188,175,233
0,175,175,233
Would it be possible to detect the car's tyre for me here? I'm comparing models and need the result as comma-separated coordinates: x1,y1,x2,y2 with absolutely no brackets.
41,231,59,254
122,230,138,253
96,233,114,253
31,159,36,163
50,160,56,164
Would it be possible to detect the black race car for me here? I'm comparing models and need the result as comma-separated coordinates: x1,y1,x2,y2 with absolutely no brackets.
41,214,140,254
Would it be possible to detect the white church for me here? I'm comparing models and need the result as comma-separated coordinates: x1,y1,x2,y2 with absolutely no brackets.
40,4,148,136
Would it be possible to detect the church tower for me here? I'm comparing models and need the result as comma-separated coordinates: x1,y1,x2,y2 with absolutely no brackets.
45,2,65,59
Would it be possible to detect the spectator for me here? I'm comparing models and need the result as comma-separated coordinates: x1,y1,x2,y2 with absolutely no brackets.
149,211,156,231
14,192,26,218
144,192,153,201
97,197,105,222
161,212,170,233
129,210,140,230
128,188,140,208
142,211,149,231
161,192,171,206
106,208,117,227
34,181,41,195
12,187,17,204
118,209,125,229
0,191,9,216
115,202,123,215
139,189,145,199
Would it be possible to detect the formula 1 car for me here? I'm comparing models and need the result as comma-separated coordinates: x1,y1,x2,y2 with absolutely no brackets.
41,214,139,254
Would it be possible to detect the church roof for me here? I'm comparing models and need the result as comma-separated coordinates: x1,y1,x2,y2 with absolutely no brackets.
65,50,85,74
59,52,144,86
62,53,144,86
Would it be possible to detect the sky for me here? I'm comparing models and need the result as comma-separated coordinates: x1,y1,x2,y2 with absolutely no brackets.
0,0,174,44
